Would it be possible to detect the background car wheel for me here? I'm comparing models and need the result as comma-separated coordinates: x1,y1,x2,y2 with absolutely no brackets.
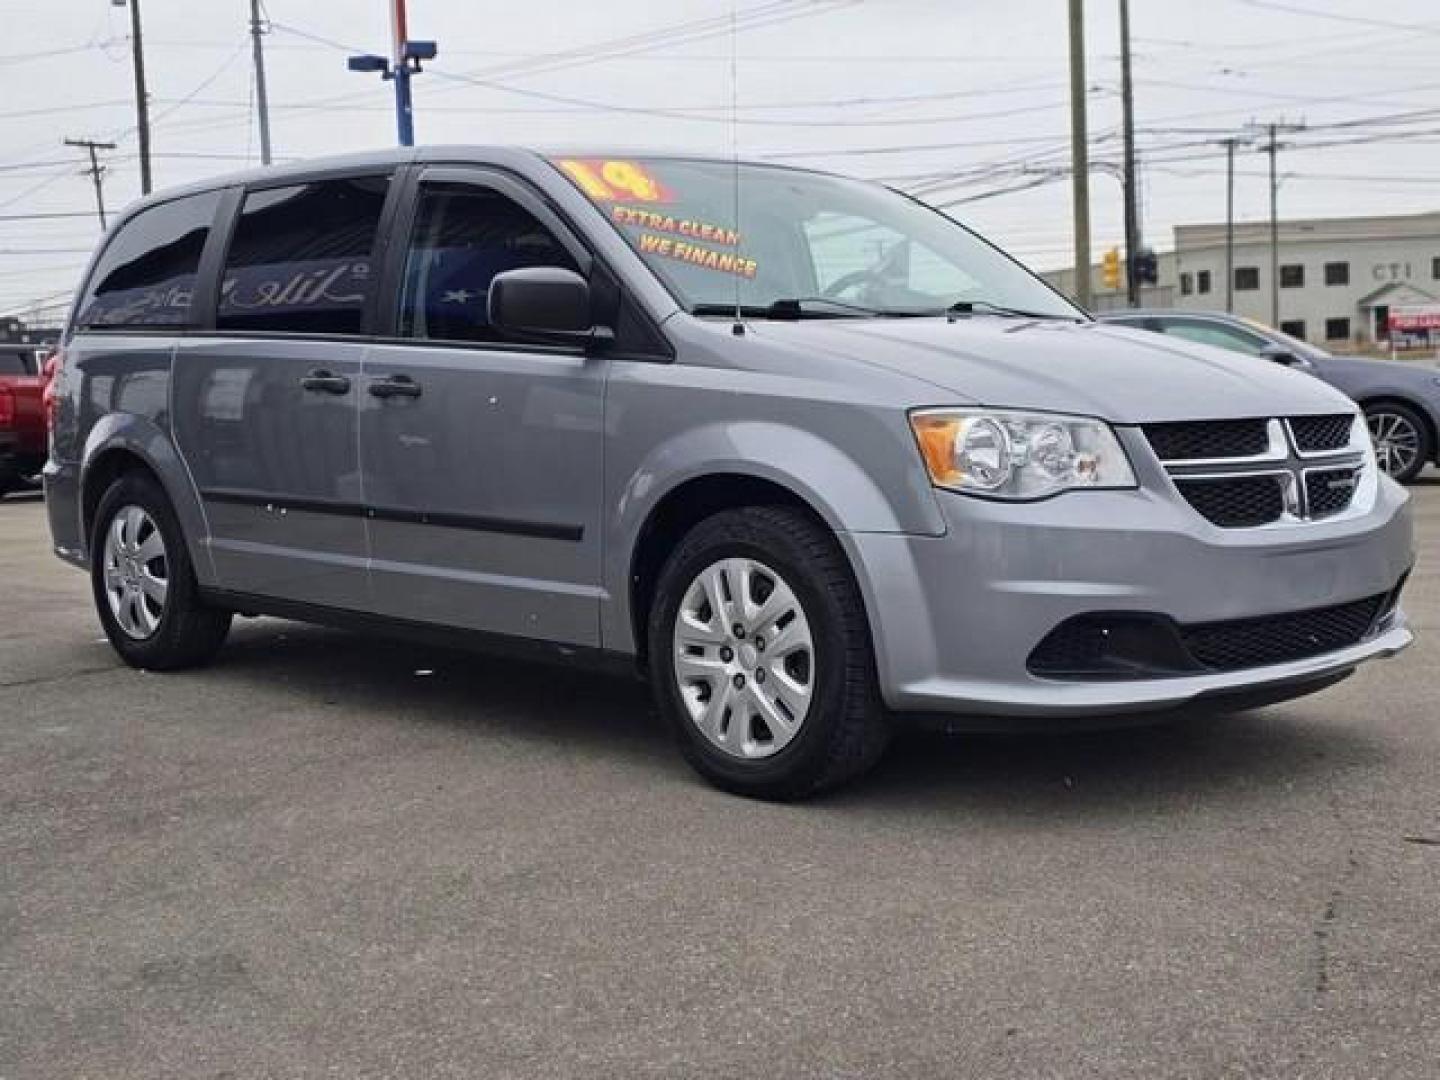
648,505,890,800
91,472,231,670
1365,401,1431,483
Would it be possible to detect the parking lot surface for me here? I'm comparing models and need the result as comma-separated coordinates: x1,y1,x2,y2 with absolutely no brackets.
2,484,1438,1079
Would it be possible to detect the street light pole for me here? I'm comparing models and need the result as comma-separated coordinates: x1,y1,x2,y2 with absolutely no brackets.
390,0,414,147
347,0,435,147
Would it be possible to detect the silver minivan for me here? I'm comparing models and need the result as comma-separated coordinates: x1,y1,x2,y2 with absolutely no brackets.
44,148,1414,798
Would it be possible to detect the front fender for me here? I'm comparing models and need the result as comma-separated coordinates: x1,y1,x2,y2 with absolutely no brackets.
600,419,946,653
80,412,215,584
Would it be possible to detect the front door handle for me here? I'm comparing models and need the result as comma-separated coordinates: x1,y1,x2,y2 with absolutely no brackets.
368,374,423,399
300,369,351,394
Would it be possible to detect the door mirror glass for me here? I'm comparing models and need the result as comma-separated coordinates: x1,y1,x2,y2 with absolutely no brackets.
1260,343,1304,366
488,267,606,345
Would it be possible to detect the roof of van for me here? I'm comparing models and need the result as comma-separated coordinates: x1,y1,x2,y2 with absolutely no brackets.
119,146,841,216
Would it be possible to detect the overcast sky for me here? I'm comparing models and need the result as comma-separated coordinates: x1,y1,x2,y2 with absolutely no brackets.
3,0,1439,318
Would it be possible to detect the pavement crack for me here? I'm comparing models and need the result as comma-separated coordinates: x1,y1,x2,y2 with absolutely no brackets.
0,665,119,690
1313,792,1362,1000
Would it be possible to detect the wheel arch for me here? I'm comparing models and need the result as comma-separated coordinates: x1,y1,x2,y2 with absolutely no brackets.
626,473,855,670
79,414,213,579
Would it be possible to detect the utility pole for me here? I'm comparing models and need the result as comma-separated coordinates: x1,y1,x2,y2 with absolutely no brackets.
248,0,273,165
1067,0,1093,309
1118,0,1140,308
64,138,116,229
115,0,153,195
1224,137,1238,313
1250,119,1305,327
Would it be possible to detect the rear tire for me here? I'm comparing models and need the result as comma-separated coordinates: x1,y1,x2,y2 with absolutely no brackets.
1365,400,1431,483
648,506,890,800
91,472,231,670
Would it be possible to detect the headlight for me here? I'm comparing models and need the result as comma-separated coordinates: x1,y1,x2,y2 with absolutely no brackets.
909,409,1137,499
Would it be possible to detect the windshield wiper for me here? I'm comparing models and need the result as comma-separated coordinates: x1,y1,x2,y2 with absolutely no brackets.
691,297,881,320
945,299,1073,321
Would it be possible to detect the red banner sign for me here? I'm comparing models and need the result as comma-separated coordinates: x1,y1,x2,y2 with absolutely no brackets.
1389,306,1440,332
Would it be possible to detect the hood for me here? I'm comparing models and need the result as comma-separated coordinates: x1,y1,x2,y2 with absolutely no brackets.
744,317,1354,424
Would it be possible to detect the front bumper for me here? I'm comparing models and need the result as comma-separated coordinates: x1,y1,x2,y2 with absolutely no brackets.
842,476,1414,718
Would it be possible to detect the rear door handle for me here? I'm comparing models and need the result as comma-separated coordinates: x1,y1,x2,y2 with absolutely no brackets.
300,369,351,394
368,374,423,399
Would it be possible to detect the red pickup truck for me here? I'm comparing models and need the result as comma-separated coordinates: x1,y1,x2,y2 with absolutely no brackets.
1,344,47,495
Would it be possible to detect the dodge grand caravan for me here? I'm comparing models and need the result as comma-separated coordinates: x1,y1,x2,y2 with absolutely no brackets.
44,148,1414,798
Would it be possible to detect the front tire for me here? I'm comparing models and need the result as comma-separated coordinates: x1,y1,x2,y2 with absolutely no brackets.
1365,401,1431,483
91,472,231,670
648,506,890,800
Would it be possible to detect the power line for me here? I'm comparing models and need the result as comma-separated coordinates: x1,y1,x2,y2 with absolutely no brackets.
1236,0,1440,35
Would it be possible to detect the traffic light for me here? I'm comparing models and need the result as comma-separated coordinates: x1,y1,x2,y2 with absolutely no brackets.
1132,248,1159,286
1101,248,1122,291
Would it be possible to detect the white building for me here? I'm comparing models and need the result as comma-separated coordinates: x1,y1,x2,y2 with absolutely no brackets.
1044,210,1440,348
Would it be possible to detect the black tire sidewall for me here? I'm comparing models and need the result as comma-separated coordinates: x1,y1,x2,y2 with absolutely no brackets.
90,473,220,669
1367,402,1432,483
649,510,870,795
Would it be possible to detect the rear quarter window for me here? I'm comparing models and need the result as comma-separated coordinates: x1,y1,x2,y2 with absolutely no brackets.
76,190,222,329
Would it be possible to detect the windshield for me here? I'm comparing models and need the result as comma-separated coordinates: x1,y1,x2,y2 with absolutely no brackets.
552,156,1083,320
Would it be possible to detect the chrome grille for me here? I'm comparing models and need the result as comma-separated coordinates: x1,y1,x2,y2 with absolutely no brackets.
1145,415,1365,528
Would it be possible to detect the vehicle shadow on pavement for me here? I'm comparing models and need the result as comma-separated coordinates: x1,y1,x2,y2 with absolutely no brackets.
208,618,1386,818
843,713,1384,820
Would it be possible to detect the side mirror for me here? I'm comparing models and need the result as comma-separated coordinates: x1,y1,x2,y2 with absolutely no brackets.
1260,344,1305,366
488,267,612,348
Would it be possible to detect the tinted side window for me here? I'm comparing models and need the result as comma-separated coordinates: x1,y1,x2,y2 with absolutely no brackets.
0,352,30,375
218,175,390,335
76,191,220,329
398,182,578,343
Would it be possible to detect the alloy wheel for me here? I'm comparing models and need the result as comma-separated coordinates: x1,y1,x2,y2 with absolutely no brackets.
671,557,815,759
1367,411,1422,478
102,505,169,639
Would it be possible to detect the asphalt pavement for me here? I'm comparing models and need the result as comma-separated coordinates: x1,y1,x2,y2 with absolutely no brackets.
2,483,1438,1079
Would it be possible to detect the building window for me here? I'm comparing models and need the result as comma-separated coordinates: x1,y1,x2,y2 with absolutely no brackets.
1280,264,1304,288
1280,320,1306,340
1196,270,1211,294
1180,272,1193,296
1235,266,1260,291
1432,256,1440,280
1325,317,1351,341
1325,261,1349,286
